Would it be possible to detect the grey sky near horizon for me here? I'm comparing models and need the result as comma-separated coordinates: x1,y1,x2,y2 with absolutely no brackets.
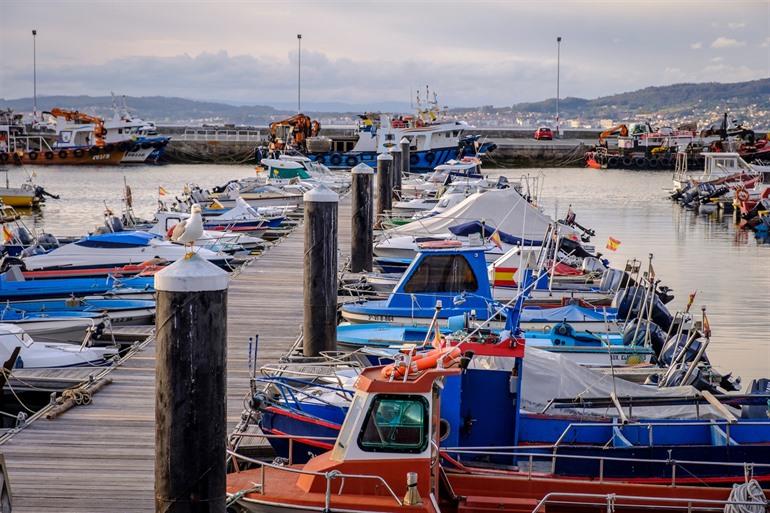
1,0,769,108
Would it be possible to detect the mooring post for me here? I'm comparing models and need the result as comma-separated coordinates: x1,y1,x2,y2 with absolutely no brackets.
390,145,402,200
155,254,229,513
303,184,339,356
350,163,374,273
400,136,411,176
375,152,393,228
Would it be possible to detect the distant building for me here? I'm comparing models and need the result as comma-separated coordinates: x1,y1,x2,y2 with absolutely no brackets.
599,119,615,129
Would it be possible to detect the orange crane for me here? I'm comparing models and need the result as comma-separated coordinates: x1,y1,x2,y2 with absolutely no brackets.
268,114,320,151
598,124,629,144
48,108,107,147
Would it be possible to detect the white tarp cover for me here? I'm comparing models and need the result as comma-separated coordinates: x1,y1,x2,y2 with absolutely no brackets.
391,188,571,241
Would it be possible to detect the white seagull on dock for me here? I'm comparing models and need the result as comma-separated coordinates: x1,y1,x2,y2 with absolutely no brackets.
169,204,204,258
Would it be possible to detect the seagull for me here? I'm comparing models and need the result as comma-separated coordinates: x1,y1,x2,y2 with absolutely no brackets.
169,204,204,258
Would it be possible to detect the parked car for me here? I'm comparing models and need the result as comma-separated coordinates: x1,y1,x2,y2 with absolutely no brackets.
534,127,553,140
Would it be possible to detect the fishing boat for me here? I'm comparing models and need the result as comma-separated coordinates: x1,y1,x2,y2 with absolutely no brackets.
0,323,116,368
22,231,233,272
103,95,170,164
6,297,155,325
228,358,770,512
0,267,154,301
301,91,497,171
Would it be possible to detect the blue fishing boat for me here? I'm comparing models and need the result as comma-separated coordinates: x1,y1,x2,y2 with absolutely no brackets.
6,298,156,325
0,270,154,301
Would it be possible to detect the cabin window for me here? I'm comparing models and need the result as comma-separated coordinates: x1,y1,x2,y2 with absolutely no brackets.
358,394,428,453
403,254,478,293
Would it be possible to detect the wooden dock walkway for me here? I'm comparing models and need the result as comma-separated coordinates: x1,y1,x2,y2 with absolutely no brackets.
0,199,352,512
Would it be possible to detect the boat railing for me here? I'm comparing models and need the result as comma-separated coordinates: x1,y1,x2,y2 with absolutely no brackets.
252,375,354,411
550,418,770,449
226,448,404,508
529,491,765,513
7,134,53,152
177,129,264,142
227,431,337,467
441,446,770,485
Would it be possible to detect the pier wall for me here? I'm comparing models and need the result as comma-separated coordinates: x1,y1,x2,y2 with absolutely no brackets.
159,125,598,167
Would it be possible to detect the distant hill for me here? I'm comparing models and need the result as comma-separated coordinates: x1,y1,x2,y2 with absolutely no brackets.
501,78,770,118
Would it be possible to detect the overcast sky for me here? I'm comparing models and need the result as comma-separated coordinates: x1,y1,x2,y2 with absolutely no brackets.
1,0,768,107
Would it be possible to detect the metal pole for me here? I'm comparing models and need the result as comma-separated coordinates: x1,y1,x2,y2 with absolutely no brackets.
32,29,37,119
297,34,302,113
556,36,561,138
154,254,229,513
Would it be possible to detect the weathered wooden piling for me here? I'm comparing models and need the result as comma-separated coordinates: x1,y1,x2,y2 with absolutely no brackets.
376,152,393,227
350,163,374,273
155,254,229,513
400,136,411,176
303,184,339,356
390,145,402,199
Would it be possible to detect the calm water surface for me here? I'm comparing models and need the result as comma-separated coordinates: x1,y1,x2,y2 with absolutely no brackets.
9,164,770,385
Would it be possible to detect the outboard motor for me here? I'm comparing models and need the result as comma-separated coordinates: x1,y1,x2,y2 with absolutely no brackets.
741,379,770,418
36,232,59,250
614,286,673,332
622,318,667,357
104,215,124,233
657,333,710,367
699,185,729,204
15,226,33,246
495,176,509,189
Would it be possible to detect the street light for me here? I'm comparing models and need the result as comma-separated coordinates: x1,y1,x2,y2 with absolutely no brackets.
556,36,562,138
32,29,38,119
297,34,302,113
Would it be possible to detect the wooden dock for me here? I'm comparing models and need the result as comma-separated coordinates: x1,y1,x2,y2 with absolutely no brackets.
0,198,353,512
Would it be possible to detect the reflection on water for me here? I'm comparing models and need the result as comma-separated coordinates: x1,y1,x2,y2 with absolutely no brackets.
10,164,770,385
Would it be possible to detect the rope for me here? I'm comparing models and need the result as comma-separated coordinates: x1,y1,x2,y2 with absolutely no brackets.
724,479,767,513
58,387,93,406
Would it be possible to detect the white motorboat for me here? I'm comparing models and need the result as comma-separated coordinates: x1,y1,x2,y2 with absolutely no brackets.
260,155,351,192
400,158,485,197
205,180,304,209
151,211,266,252
0,323,116,368
23,231,232,271
672,152,763,192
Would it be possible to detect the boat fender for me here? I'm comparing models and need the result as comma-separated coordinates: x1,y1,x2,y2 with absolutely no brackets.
12,153,21,163
0,153,7,162
633,156,646,168
346,155,358,167
44,151,54,160
607,156,619,168
647,157,658,169
89,146,100,156
58,150,68,159
621,156,633,167
381,346,461,379
141,142,152,150
28,151,38,161
74,149,84,158
130,144,140,152
118,142,129,152
425,151,436,164
104,144,114,153
330,153,342,166
736,188,750,202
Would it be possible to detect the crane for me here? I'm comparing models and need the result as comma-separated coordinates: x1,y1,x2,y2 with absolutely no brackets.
47,108,107,147
598,124,629,144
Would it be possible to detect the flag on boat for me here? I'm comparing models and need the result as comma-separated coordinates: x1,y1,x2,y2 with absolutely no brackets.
605,237,621,251
686,290,697,313
2,226,12,243
158,186,168,196
703,311,711,338
490,230,502,249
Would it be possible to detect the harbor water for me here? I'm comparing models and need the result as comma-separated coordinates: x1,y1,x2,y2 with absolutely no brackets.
11,164,770,385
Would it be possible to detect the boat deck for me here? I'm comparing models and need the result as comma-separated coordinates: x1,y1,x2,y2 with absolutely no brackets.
0,198,352,512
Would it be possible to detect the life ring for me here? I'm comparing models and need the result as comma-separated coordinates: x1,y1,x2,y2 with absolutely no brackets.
0,153,7,162
28,151,38,161
409,154,419,166
425,151,436,164
607,156,619,168
44,151,54,160
346,155,358,167
622,156,633,167
330,153,342,166
58,150,68,159
736,188,750,202
74,149,84,158
381,346,461,379
633,156,646,168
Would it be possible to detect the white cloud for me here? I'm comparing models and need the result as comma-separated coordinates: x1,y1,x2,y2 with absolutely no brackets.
711,37,746,48
727,22,746,29
711,56,724,62
690,42,703,49
761,37,770,48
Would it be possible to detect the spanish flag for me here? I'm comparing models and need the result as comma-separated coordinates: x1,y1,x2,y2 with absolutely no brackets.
490,230,502,249
605,237,621,251
158,186,168,196
2,226,12,243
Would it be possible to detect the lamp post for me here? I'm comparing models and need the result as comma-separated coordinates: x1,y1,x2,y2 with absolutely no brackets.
556,36,561,138
32,29,38,120
297,34,302,113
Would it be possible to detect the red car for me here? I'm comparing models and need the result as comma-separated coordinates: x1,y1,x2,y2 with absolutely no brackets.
534,127,553,140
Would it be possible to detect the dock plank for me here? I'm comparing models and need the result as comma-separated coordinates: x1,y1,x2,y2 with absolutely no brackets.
0,199,352,512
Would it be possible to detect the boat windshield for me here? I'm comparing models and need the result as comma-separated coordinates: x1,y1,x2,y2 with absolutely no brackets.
357,394,428,453
403,254,478,294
